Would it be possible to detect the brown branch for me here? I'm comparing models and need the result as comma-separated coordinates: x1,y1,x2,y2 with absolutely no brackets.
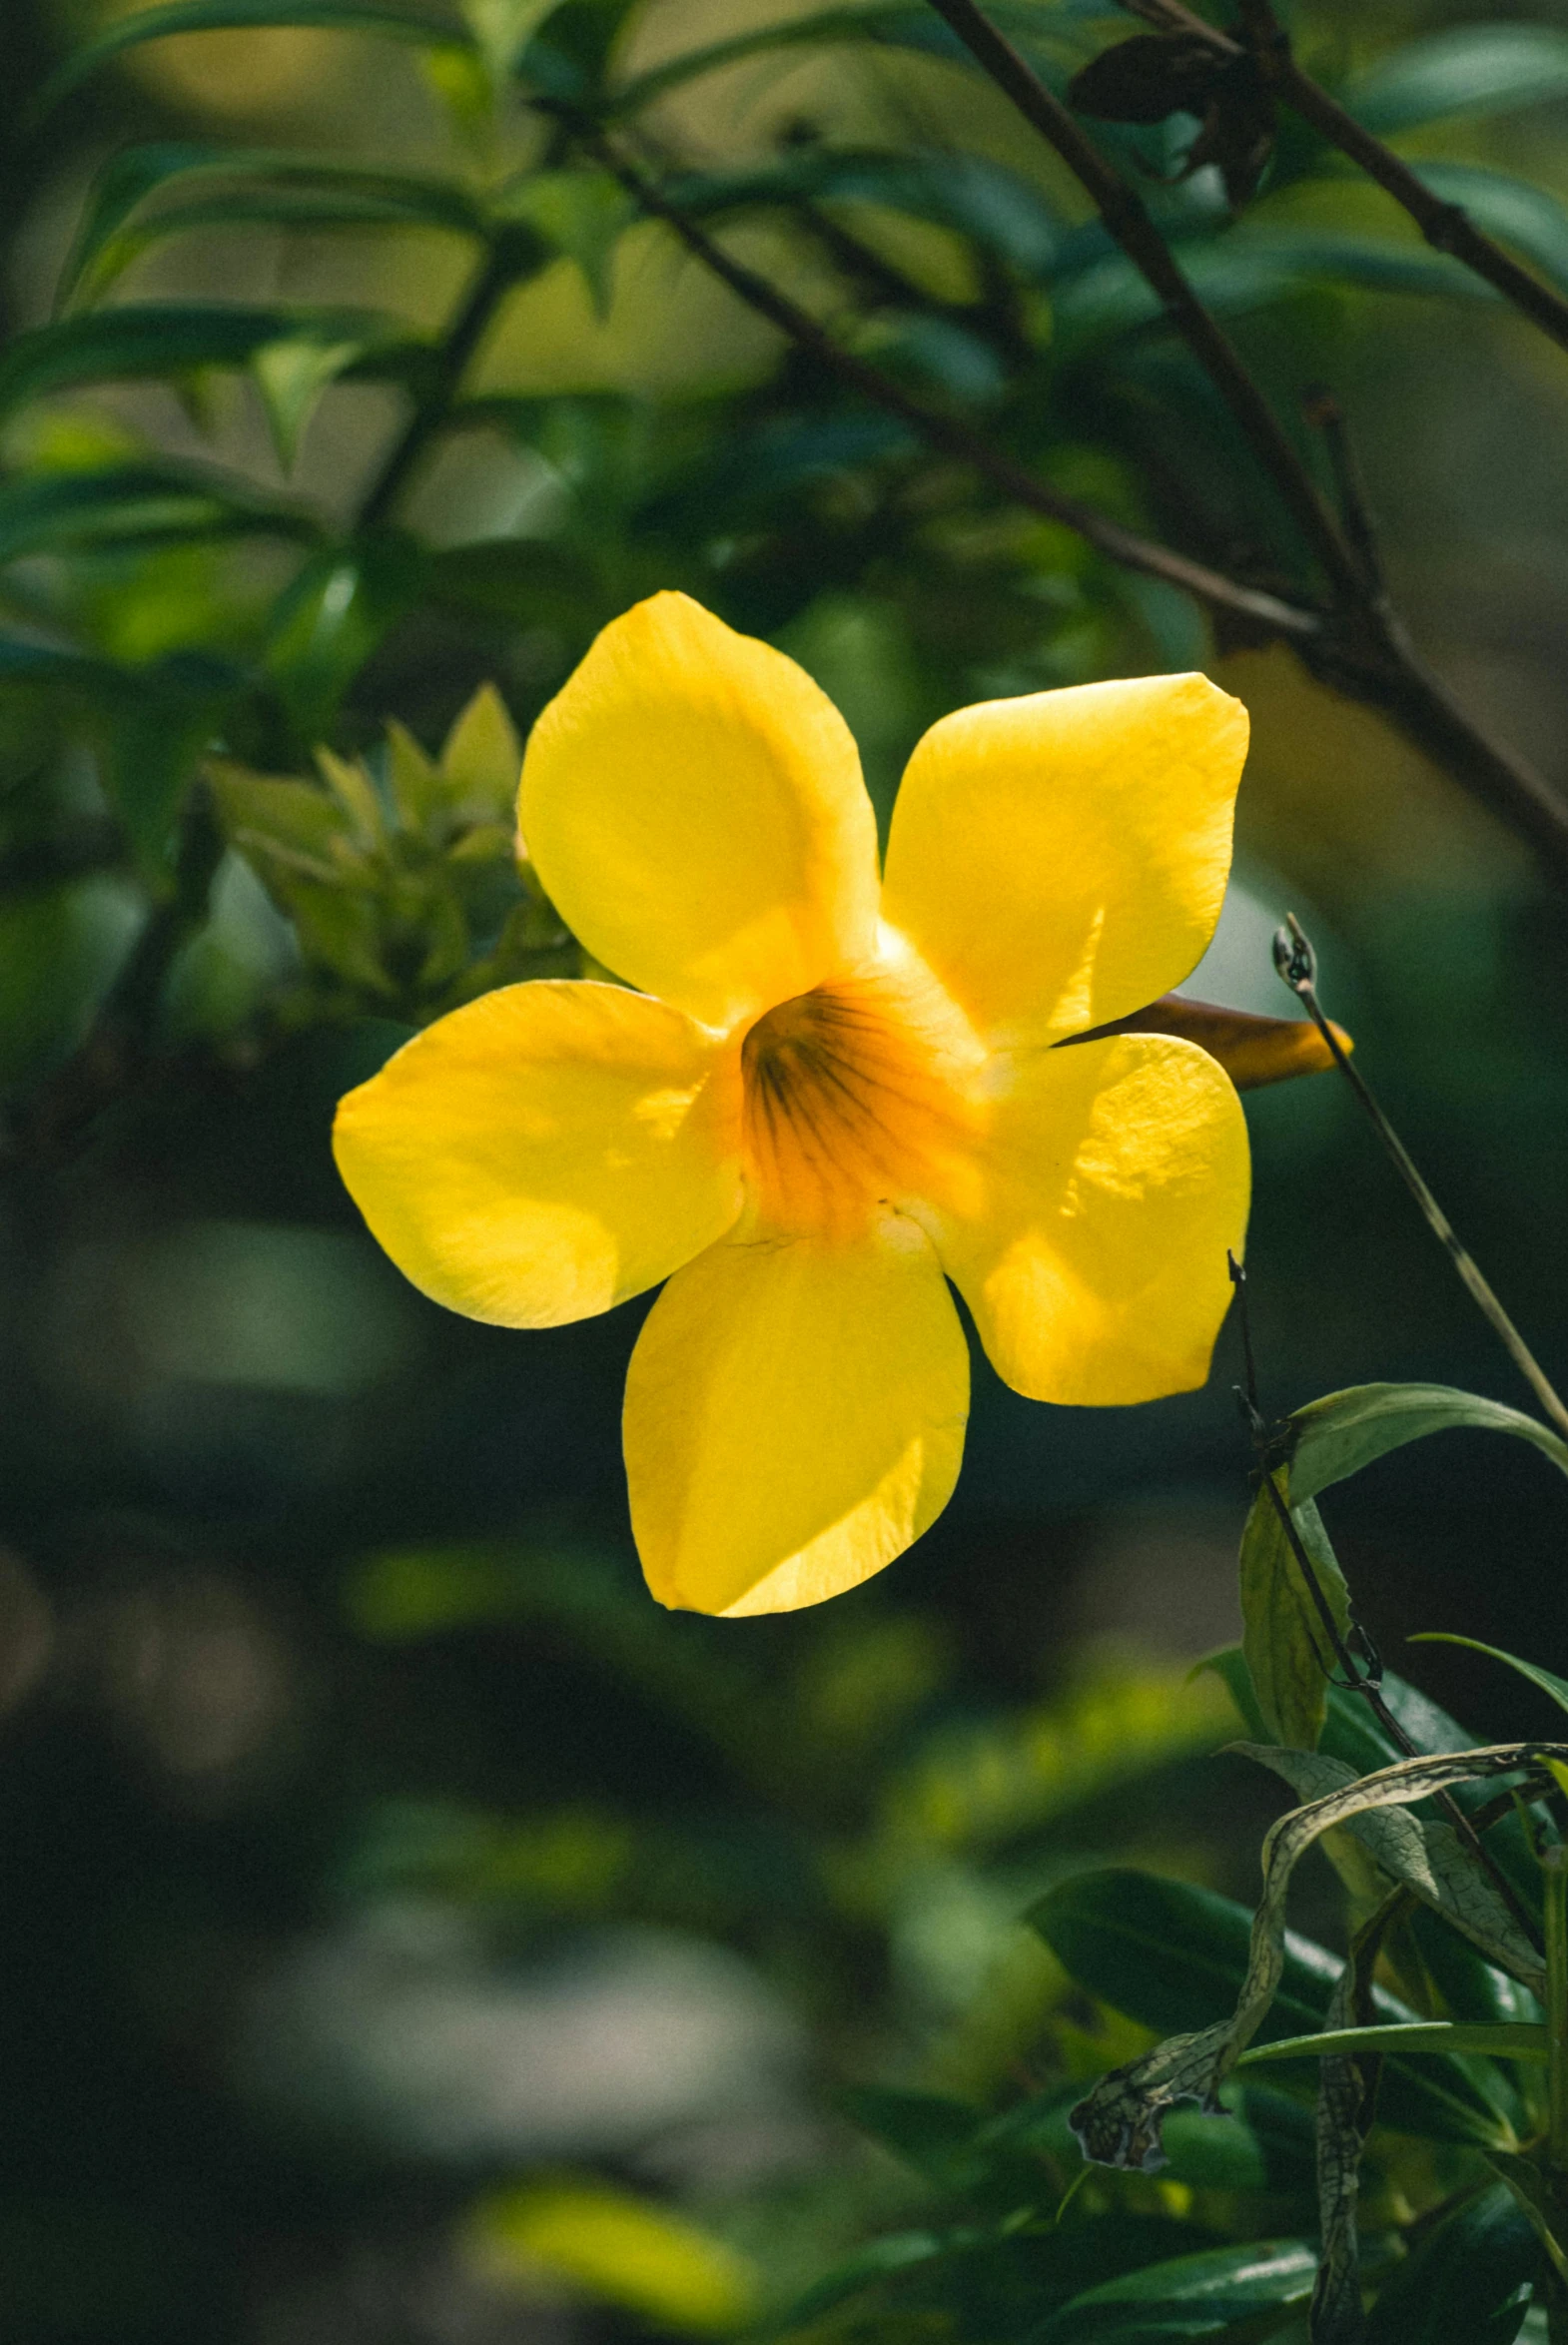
1131,0,1568,359
589,138,1321,639
915,0,1568,882
605,135,1568,883
920,0,1367,604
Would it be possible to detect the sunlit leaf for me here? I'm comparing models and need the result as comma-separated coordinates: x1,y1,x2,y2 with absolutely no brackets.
460,2178,758,2333
1343,25,1568,137
38,0,476,116
1237,1470,1350,1752
1287,1381,1568,1505
439,680,521,820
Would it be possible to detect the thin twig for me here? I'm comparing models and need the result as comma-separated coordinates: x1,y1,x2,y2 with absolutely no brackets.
918,0,1568,887
1126,0,1568,360
920,0,1365,602
587,137,1321,637
358,238,525,531
1274,915,1568,1446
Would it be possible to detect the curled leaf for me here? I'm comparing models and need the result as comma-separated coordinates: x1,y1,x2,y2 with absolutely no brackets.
1070,1744,1565,2171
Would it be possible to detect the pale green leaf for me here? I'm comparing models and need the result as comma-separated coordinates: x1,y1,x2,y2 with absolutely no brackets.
1237,1469,1350,1752
1344,26,1568,138
440,681,520,821
1240,2020,1548,2067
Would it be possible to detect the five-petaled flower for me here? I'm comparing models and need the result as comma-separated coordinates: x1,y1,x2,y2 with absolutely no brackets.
335,593,1252,1616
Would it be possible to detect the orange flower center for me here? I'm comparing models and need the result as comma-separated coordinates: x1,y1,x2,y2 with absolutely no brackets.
739,963,982,1237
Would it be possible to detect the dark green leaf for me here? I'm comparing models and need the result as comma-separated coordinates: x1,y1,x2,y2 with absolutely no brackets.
1038,2238,1317,2342
837,2087,983,2189
1344,25,1568,137
1237,1471,1350,1751
39,0,474,116
760,2229,951,2331
0,305,410,421
1487,2149,1568,2288
60,145,483,313
1288,1381,1568,1504
0,462,320,564
1362,2180,1535,2343
1031,1869,1514,2143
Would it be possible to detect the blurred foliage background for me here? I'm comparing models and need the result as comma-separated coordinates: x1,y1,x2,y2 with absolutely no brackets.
3,0,1568,2337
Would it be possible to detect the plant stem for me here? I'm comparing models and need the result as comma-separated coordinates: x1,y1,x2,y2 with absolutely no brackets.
1130,0,1568,359
919,0,1568,886
1274,915,1568,1446
921,0,1365,602
358,238,521,530
590,139,1319,637
1254,1455,1542,1947
1545,1844,1568,2170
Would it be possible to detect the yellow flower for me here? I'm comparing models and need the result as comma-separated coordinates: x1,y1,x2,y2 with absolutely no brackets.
334,592,1251,1617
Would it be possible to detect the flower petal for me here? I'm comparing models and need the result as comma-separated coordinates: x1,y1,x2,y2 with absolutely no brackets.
624,1217,969,1615
520,592,880,1031
881,673,1249,1045
334,981,743,1327
920,1033,1249,1406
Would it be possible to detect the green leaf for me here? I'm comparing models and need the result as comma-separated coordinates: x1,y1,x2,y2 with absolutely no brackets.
664,147,1063,279
1362,2180,1536,2344
1237,1470,1350,1752
0,461,319,563
264,534,430,729
494,170,634,315
1233,1743,1546,1993
1487,2148,1568,2286
603,6,945,119
759,2231,952,2332
38,0,475,117
440,682,520,822
1053,232,1483,356
1064,1747,1567,2166
838,2087,986,2190
461,2178,758,2333
1344,25,1568,138
60,145,483,313
1030,1870,1511,2146
1287,1381,1568,1505
1412,163,1568,304
1038,2239,1317,2342
1239,2019,1548,2066
1412,1634,1568,1728
0,305,410,422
